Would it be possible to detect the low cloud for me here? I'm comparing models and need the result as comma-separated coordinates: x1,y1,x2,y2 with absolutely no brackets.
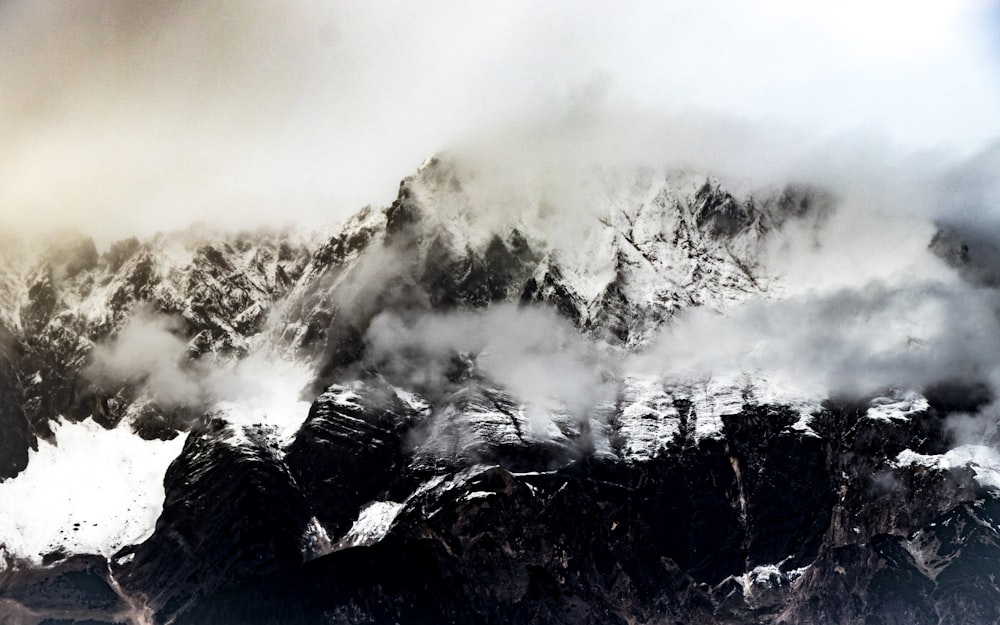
85,309,311,425
85,312,200,406
633,281,1000,399
364,304,614,433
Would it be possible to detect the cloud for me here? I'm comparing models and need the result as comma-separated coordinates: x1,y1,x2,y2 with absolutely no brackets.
355,123,1000,427
84,309,311,427
8,0,1000,459
364,304,615,432
0,1,997,244
85,311,201,405
633,280,1000,399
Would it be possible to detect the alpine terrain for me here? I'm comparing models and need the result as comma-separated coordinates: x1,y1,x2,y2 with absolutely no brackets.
1,156,999,625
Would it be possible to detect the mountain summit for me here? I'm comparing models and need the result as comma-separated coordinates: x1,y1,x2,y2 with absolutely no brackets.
1,158,998,625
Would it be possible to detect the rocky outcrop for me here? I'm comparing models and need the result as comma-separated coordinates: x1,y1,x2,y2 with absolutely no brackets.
284,381,423,538
0,351,32,479
129,375,997,624
2,159,999,625
113,415,312,624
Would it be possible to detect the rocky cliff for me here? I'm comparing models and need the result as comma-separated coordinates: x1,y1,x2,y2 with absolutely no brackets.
1,158,997,624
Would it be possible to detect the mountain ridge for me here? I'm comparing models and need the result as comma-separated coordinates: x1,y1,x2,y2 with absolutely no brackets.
1,158,998,624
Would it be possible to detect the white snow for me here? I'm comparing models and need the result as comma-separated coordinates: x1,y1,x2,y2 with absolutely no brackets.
787,565,810,581
748,564,785,587
334,501,405,550
463,491,495,501
612,372,822,456
318,385,364,411
203,350,315,446
301,516,333,560
867,390,929,422
895,444,1000,491
586,416,617,458
689,379,742,439
0,418,186,565
615,376,681,460
735,561,809,598
393,386,432,416
676,373,822,441
405,465,495,511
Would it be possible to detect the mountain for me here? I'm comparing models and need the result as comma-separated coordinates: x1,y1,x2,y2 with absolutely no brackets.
1,157,998,624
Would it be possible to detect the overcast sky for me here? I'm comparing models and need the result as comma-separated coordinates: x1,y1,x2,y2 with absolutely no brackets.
0,0,998,244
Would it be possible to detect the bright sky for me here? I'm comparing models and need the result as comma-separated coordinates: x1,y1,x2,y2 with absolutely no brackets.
0,0,997,243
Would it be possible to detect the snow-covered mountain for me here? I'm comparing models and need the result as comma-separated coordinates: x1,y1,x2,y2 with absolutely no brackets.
1,157,999,625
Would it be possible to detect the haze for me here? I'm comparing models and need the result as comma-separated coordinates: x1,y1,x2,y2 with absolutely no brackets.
0,0,998,244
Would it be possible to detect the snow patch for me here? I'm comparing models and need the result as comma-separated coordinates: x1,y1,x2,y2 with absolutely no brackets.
463,490,495,501
615,376,681,460
895,444,1000,491
867,390,929,422
0,418,186,564
393,386,432,416
318,385,364,411
735,562,806,599
682,373,822,441
334,501,405,550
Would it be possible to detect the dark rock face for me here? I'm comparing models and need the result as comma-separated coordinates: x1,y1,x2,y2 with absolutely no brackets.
134,376,998,625
784,499,1000,625
4,162,1000,625
722,406,833,573
0,351,32,479
285,381,422,537
176,463,720,625
113,416,312,624
694,182,754,239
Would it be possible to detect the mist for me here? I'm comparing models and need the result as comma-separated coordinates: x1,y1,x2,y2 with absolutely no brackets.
634,281,1000,399
1,1,998,245
364,305,614,433
85,309,312,432
8,0,1000,447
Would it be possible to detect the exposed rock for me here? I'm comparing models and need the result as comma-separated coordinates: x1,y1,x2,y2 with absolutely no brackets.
0,351,32,479
1,160,998,625
113,415,312,624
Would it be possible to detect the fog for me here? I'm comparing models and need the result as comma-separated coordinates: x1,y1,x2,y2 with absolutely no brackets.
85,309,311,427
0,1,998,244
635,281,1000,398
15,0,1000,445
365,305,613,432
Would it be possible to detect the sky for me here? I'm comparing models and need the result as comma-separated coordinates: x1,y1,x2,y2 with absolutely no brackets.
0,0,998,244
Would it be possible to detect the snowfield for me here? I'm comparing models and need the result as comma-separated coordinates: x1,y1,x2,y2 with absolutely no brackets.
0,418,186,566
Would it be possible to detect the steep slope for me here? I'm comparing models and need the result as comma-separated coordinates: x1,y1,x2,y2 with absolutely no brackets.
2,157,999,625
0,227,313,469
161,378,999,625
